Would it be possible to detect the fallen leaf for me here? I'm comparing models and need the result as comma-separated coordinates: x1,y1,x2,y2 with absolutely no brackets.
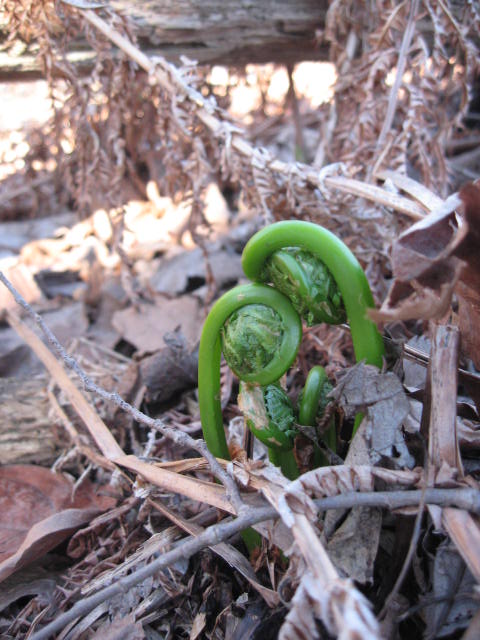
331,363,415,468
424,541,478,638
92,613,145,640
150,245,241,296
140,329,198,404
0,566,57,610
454,182,480,368
112,294,203,353
371,182,480,371
370,192,463,323
0,465,115,582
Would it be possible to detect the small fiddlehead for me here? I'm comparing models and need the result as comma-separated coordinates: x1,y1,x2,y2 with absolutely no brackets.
297,365,332,427
298,365,336,456
242,220,384,369
238,382,297,452
198,283,302,460
263,248,346,325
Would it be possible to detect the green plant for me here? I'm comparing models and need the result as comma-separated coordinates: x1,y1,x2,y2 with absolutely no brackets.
242,221,384,369
198,283,302,461
298,365,336,464
198,221,384,478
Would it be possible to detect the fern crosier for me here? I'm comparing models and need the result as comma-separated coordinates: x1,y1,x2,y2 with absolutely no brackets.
262,247,346,325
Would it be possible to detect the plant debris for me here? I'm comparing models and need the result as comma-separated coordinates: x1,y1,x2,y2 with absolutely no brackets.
0,1,480,639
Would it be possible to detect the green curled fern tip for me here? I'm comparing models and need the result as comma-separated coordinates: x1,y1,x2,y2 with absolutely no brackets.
198,283,302,460
239,382,296,452
263,248,346,325
242,221,384,368
221,304,285,379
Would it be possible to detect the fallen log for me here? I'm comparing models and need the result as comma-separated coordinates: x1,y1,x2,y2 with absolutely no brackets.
0,0,329,80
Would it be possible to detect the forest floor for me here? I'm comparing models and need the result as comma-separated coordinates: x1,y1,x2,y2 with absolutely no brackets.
1,3,480,640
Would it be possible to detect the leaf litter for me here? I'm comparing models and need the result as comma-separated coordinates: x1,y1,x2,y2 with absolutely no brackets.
0,1,480,638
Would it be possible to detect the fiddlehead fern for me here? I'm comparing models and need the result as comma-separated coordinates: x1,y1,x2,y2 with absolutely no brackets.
199,220,384,473
242,220,384,369
238,382,297,452
298,365,336,457
263,248,346,325
198,283,302,461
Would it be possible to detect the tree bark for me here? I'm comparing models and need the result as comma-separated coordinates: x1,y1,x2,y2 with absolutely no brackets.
0,377,59,466
0,0,329,80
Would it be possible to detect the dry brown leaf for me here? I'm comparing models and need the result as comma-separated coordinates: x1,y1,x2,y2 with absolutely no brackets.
455,182,480,368
371,182,480,355
332,363,414,468
424,541,478,638
0,465,115,582
111,294,203,353
370,193,464,323
140,329,198,404
0,566,57,611
92,613,146,640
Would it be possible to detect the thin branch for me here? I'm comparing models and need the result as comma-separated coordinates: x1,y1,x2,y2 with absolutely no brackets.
29,503,276,640
378,486,427,621
315,488,480,515
0,271,245,513
29,486,480,639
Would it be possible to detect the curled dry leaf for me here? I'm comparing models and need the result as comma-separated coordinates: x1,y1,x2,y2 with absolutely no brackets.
279,465,422,524
370,192,464,323
0,465,116,582
279,572,380,640
371,182,480,368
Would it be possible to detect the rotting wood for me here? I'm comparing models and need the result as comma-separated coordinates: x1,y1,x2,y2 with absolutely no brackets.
0,376,58,466
0,0,329,80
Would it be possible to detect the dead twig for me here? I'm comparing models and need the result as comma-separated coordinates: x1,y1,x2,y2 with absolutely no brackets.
29,503,277,640
29,486,480,640
0,270,245,514
378,486,427,621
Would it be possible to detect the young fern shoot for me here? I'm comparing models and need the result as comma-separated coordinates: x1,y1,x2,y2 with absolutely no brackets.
198,283,302,461
198,221,384,477
242,220,384,369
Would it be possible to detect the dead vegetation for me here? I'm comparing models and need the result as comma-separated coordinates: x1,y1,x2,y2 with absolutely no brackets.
0,1,480,639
